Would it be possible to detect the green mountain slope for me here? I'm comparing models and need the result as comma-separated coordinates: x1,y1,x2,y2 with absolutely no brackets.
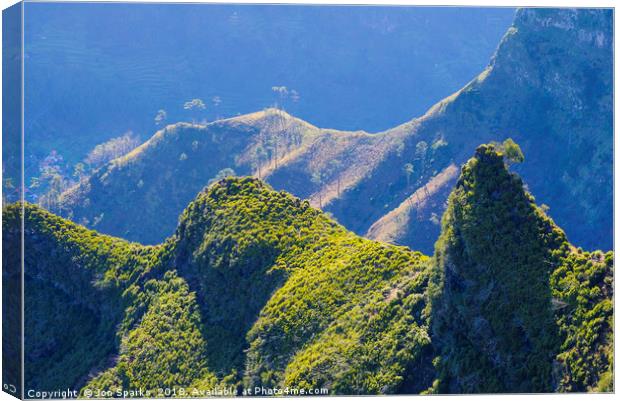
55,8,612,256
171,179,434,392
3,202,155,391
428,144,613,393
3,143,612,394
6,178,434,395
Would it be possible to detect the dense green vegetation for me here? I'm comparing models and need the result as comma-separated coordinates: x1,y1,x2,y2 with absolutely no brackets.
5,178,434,395
2,202,222,396
552,249,614,392
3,202,156,392
172,178,434,392
5,5,612,397
3,145,612,395
428,145,565,392
428,144,613,393
83,271,218,395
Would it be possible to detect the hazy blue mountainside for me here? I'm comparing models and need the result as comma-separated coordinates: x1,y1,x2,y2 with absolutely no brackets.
23,3,513,170
56,8,612,254
58,110,327,244
345,7,613,253
3,145,612,394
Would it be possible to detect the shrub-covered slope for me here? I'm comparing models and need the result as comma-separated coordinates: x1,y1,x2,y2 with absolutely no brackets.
3,203,224,395
170,178,435,393
6,178,435,395
55,8,612,256
428,145,613,393
2,203,155,392
3,148,612,395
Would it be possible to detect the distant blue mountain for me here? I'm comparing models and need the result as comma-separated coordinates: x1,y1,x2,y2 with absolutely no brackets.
24,3,514,164
54,8,613,254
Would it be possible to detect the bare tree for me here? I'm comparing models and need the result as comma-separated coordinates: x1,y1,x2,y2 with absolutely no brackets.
328,160,343,197
253,145,268,179
403,163,414,186
271,86,288,109
311,170,324,208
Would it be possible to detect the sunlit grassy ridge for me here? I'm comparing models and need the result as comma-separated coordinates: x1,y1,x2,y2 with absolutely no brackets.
58,109,390,245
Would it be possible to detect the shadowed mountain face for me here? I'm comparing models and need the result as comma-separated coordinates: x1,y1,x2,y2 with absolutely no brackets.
333,7,613,252
57,8,612,254
4,147,612,395
428,145,613,393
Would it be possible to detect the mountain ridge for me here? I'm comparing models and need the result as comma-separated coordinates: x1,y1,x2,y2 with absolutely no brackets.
428,143,613,393
23,5,515,168
4,143,612,394
339,6,612,251
54,7,612,255
7,177,435,394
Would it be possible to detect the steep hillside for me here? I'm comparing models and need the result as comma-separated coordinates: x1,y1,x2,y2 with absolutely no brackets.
352,8,613,253
58,109,322,244
7,178,435,395
170,178,434,393
366,164,459,246
56,8,612,255
428,145,613,393
3,203,156,392
4,147,612,394
58,108,397,245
